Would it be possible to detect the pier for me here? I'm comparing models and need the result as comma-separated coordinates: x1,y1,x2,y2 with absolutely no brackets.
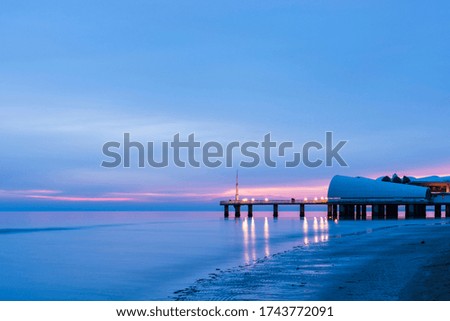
220,199,450,220
220,175,450,220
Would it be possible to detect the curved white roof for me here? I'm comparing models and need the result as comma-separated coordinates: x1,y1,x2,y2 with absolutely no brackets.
328,175,431,200
409,176,450,183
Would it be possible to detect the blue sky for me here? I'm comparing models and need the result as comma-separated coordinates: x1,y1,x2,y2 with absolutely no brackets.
0,0,449,210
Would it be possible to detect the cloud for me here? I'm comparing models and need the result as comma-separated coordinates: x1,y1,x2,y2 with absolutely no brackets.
0,105,254,143
27,195,133,202
0,189,61,198
107,181,330,202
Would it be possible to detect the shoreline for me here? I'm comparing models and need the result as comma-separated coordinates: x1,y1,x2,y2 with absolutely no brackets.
174,220,450,301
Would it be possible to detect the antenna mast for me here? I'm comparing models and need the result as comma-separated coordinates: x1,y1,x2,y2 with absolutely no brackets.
235,170,239,201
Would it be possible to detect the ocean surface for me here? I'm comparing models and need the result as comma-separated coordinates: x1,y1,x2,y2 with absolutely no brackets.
0,210,440,300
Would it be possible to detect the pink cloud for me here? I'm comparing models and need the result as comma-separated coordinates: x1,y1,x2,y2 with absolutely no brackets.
5,163,449,206
107,180,329,202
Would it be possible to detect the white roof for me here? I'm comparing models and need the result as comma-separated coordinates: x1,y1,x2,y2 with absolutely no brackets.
328,175,431,200
409,176,450,184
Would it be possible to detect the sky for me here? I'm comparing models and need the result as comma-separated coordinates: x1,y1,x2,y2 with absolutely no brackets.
0,0,449,210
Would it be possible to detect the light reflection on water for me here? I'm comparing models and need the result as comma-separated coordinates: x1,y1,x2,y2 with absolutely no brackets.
241,216,330,264
264,217,270,257
301,217,329,245
250,218,256,261
242,218,257,263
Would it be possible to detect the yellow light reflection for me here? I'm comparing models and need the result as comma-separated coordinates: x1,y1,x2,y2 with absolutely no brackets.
264,217,270,257
250,218,256,261
305,216,329,246
319,217,327,231
313,217,319,232
242,218,249,264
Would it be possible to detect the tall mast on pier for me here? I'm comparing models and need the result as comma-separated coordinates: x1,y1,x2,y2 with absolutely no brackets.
235,170,239,201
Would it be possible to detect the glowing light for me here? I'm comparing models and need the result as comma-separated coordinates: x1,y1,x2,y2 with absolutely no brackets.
313,217,319,231
320,196,324,200
242,218,249,264
264,198,269,202
250,218,256,261
303,218,309,233
314,197,318,201
264,217,270,257
251,198,255,202
319,217,326,230
242,198,248,202
304,197,308,201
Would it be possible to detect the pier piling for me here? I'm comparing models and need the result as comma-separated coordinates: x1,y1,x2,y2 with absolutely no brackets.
224,205,229,218
415,204,426,219
327,204,333,220
406,204,415,219
386,205,399,219
372,204,385,220
356,205,361,220
273,204,279,218
362,205,367,220
300,204,305,218
332,204,338,220
435,204,442,219
234,204,241,218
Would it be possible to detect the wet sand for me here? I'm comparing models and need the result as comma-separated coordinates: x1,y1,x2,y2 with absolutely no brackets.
174,220,450,301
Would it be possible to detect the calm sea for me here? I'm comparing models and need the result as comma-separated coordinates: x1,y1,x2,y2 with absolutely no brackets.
0,210,436,300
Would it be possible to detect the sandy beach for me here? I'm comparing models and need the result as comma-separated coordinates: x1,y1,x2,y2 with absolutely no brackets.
174,220,450,301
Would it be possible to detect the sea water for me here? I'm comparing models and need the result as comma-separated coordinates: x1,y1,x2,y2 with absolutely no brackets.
0,210,437,300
